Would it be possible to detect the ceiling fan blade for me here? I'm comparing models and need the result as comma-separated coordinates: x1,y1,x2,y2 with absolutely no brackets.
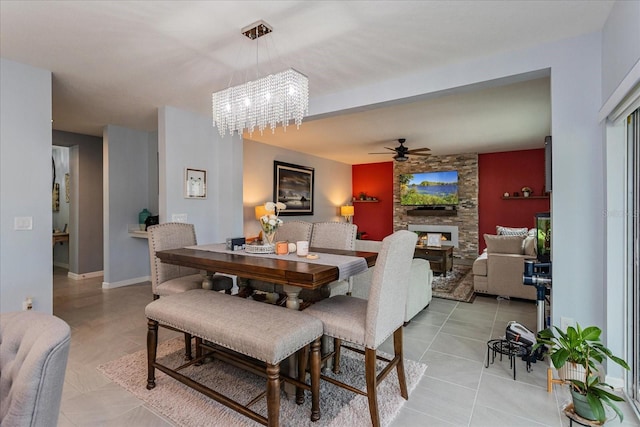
407,147,431,153
409,152,431,157
383,147,397,151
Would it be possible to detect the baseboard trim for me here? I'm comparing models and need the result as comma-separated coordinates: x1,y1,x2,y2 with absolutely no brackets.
68,270,104,280
102,276,150,289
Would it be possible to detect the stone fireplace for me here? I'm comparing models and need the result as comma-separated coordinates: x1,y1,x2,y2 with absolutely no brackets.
394,153,478,261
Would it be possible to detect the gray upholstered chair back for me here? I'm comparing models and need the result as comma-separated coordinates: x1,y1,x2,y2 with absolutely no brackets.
0,311,71,427
148,223,200,294
365,230,418,348
310,222,357,250
275,221,313,243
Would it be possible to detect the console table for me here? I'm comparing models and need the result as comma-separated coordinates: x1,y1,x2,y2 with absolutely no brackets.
414,245,453,276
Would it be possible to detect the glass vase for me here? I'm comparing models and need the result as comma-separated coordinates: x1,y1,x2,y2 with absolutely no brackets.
263,230,276,246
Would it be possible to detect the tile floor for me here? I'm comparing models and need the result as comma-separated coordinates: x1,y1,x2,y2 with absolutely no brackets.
53,267,640,426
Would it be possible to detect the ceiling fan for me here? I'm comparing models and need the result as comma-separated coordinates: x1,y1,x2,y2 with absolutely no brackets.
368,138,431,162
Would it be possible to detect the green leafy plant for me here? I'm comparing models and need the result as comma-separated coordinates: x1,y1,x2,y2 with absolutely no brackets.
535,324,629,422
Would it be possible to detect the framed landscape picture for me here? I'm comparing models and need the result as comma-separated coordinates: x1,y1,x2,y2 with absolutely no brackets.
273,161,314,215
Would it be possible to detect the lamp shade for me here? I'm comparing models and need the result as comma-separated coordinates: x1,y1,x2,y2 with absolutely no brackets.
340,205,354,217
255,205,274,220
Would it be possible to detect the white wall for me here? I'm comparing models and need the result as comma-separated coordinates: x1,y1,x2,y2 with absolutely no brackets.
602,0,640,384
103,125,153,287
601,0,640,104
243,139,353,238
158,106,243,244
0,58,53,313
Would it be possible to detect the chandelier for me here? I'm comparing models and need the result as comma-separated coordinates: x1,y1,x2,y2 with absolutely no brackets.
212,21,309,137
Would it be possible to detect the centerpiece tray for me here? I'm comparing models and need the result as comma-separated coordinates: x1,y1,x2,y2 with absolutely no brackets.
244,244,275,254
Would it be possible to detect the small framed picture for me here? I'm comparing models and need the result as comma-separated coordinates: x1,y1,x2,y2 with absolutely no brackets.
427,233,442,247
185,168,206,199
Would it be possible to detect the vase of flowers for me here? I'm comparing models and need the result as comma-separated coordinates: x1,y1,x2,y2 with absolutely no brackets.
258,201,286,246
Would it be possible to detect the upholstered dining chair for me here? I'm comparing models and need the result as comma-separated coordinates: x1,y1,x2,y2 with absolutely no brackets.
240,221,314,294
304,230,418,427
147,222,233,297
147,222,233,359
0,311,71,427
301,221,358,300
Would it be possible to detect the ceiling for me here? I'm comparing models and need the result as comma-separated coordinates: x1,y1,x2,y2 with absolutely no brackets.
0,1,614,164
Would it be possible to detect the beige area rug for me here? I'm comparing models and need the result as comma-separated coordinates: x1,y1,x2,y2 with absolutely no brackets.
431,265,476,303
97,337,427,427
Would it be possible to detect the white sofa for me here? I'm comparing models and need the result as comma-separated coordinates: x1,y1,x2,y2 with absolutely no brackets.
351,239,433,322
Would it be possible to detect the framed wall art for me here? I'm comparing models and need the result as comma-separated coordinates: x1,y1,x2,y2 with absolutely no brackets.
273,161,314,215
185,168,207,199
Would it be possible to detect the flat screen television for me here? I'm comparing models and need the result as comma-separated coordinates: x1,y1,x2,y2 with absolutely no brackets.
400,170,459,206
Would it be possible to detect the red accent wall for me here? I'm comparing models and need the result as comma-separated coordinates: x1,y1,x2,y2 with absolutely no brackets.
478,149,550,253
352,162,394,241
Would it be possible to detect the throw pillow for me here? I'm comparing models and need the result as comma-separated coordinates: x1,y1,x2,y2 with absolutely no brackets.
485,234,525,254
496,225,529,236
523,235,536,256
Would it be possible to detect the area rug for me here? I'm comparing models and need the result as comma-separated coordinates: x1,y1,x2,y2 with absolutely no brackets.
431,265,476,303
97,337,427,427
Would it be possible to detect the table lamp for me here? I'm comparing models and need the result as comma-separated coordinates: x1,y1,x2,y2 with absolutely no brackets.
340,205,354,223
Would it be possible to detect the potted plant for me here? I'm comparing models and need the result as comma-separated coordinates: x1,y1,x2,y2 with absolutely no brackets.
535,324,629,423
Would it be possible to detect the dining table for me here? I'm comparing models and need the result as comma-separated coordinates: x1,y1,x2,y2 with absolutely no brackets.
155,244,378,310
155,243,378,396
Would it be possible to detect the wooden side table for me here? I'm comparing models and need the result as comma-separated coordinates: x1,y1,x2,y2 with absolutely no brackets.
413,245,453,275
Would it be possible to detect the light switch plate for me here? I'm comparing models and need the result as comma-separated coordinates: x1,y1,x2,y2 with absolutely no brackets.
14,216,33,230
172,213,188,223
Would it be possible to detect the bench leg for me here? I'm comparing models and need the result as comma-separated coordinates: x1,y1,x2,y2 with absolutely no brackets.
266,363,280,427
146,319,158,390
310,338,321,422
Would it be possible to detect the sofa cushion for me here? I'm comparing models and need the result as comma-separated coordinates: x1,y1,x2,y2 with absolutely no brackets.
496,226,528,236
523,235,536,256
484,234,525,254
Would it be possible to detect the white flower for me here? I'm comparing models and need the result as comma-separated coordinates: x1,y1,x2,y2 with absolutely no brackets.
276,202,286,211
265,202,276,212
268,218,277,226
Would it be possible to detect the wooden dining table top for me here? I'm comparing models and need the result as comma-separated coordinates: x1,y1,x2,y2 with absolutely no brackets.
156,247,378,290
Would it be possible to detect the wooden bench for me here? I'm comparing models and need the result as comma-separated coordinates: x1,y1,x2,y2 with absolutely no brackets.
145,289,323,427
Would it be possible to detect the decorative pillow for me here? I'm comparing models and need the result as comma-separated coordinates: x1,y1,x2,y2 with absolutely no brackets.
484,234,525,254
523,235,536,256
496,226,529,236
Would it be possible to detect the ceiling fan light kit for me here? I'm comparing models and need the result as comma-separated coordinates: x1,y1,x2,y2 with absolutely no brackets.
212,20,309,137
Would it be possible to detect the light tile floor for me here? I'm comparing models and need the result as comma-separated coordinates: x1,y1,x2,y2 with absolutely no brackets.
53,267,640,426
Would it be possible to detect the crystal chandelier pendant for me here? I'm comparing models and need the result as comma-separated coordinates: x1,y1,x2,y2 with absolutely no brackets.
211,21,309,137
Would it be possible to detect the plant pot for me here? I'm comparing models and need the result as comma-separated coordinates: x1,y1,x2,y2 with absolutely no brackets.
558,362,585,382
570,388,597,421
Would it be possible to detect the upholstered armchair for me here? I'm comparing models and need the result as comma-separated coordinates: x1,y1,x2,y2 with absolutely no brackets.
147,222,233,297
301,221,358,301
240,221,314,294
305,230,418,427
0,311,71,427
